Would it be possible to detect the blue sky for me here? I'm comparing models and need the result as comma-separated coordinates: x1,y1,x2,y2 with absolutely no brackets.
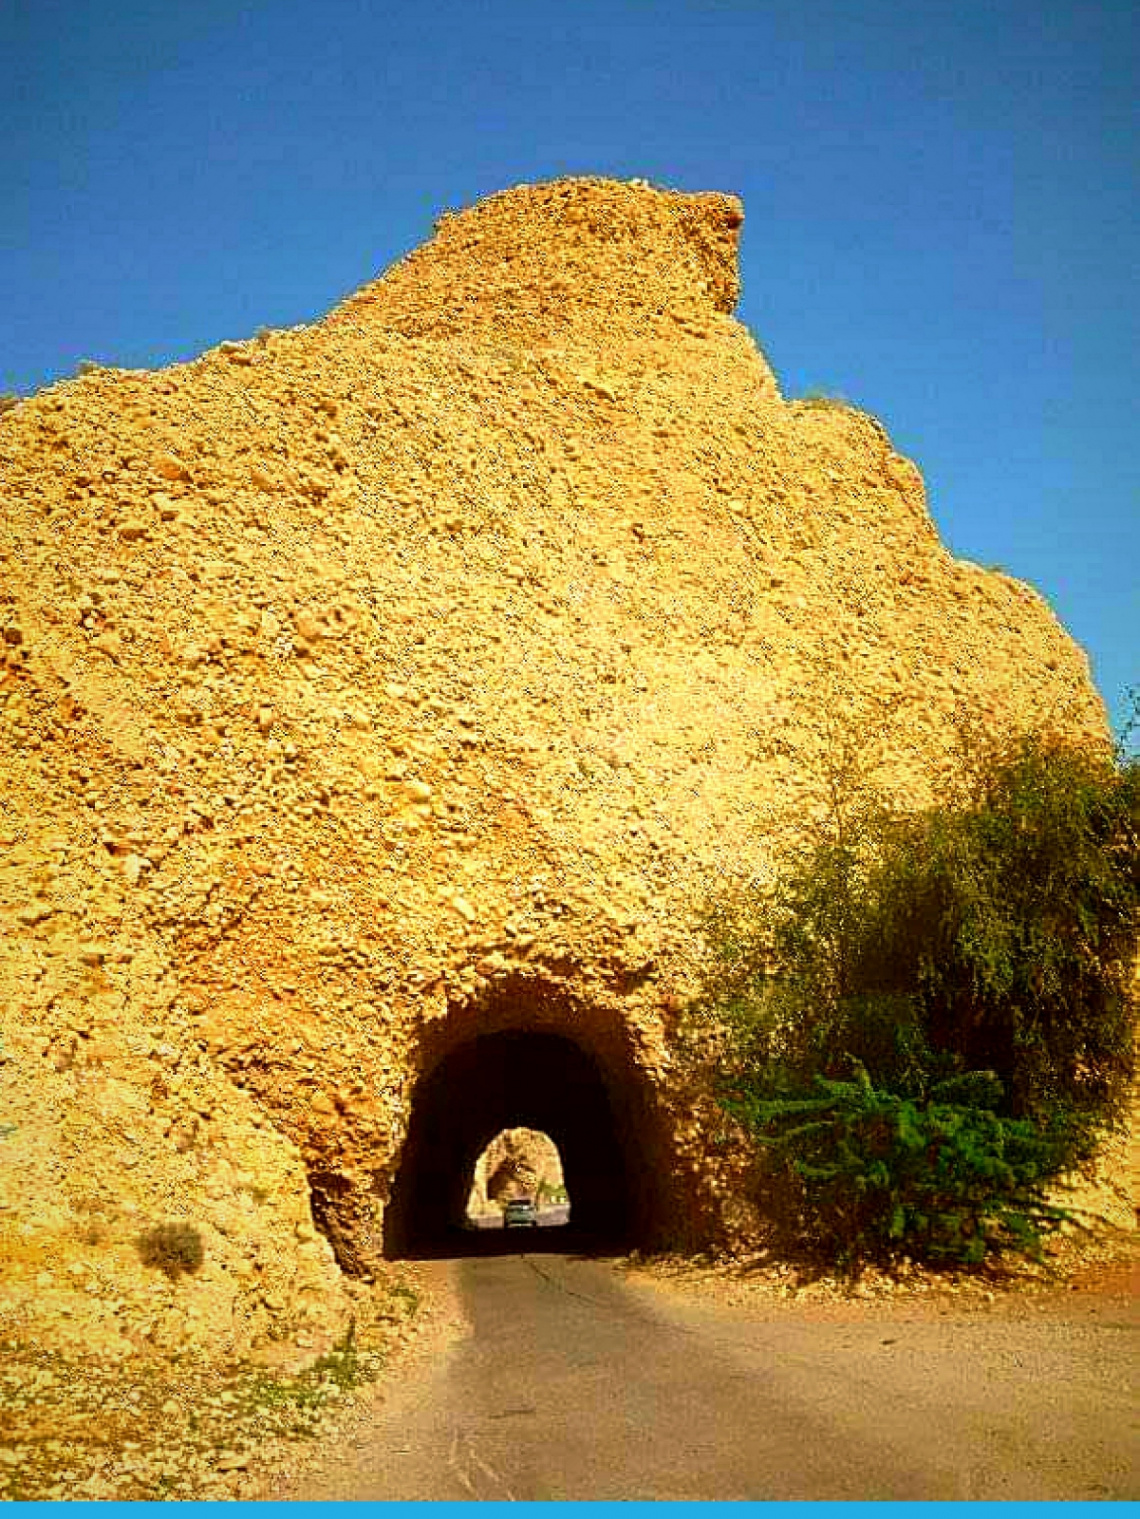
3,0,1136,739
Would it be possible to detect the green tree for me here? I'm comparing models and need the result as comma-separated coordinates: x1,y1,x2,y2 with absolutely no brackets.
685,725,1139,1267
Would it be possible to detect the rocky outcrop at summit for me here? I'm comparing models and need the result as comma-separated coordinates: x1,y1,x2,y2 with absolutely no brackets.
0,177,1111,1362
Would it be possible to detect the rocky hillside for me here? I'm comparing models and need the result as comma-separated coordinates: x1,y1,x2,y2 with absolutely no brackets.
0,178,1111,1361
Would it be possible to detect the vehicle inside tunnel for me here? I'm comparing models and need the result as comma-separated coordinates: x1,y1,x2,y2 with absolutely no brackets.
384,1028,649,1258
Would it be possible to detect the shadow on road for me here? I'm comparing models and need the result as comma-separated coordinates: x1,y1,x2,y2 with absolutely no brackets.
394,1220,624,1260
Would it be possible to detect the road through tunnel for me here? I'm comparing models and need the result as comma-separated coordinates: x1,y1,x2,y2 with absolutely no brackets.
384,1022,670,1258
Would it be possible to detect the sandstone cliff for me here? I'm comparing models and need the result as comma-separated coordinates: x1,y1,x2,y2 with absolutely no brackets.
0,178,1109,1360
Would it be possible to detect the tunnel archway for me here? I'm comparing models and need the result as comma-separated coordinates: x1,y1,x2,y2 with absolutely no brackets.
467,1126,568,1222
385,1027,652,1257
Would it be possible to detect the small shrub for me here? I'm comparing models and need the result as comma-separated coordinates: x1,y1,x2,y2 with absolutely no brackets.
240,1319,372,1433
390,1280,420,1315
313,1320,362,1391
798,391,853,411
136,1222,205,1280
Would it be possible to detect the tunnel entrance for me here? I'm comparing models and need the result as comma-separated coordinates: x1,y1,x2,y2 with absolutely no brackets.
384,1029,639,1258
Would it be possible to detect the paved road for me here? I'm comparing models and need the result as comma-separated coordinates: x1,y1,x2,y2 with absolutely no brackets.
467,1204,570,1232
296,1252,1138,1501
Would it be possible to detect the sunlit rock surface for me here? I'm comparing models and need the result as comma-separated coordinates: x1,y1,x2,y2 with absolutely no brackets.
0,178,1111,1358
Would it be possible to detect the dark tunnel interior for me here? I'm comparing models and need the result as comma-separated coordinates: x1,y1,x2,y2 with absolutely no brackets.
383,1029,642,1258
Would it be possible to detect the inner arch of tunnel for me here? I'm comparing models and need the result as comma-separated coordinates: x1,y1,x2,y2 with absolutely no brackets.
384,1023,670,1257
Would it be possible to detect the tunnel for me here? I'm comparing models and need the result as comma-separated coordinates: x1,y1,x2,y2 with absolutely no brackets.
384,1027,654,1257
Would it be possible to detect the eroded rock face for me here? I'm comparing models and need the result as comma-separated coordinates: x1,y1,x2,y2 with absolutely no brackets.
469,1127,565,1214
0,178,1109,1355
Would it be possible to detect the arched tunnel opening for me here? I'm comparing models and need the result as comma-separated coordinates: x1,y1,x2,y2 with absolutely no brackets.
466,1126,569,1226
384,1027,661,1258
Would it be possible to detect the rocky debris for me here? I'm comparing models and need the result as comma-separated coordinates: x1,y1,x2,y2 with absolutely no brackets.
0,1270,424,1501
624,1228,1140,1322
0,175,1121,1367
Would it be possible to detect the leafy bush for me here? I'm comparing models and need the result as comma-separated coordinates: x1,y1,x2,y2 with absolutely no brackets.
688,725,1139,1267
726,1065,1072,1266
882,737,1136,1135
136,1221,205,1280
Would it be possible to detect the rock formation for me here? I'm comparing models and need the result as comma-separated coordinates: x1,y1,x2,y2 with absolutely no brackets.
0,178,1111,1360
467,1127,565,1215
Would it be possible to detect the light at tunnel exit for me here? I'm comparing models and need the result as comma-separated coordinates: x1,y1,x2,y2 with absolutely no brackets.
384,1029,636,1258
466,1126,571,1229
